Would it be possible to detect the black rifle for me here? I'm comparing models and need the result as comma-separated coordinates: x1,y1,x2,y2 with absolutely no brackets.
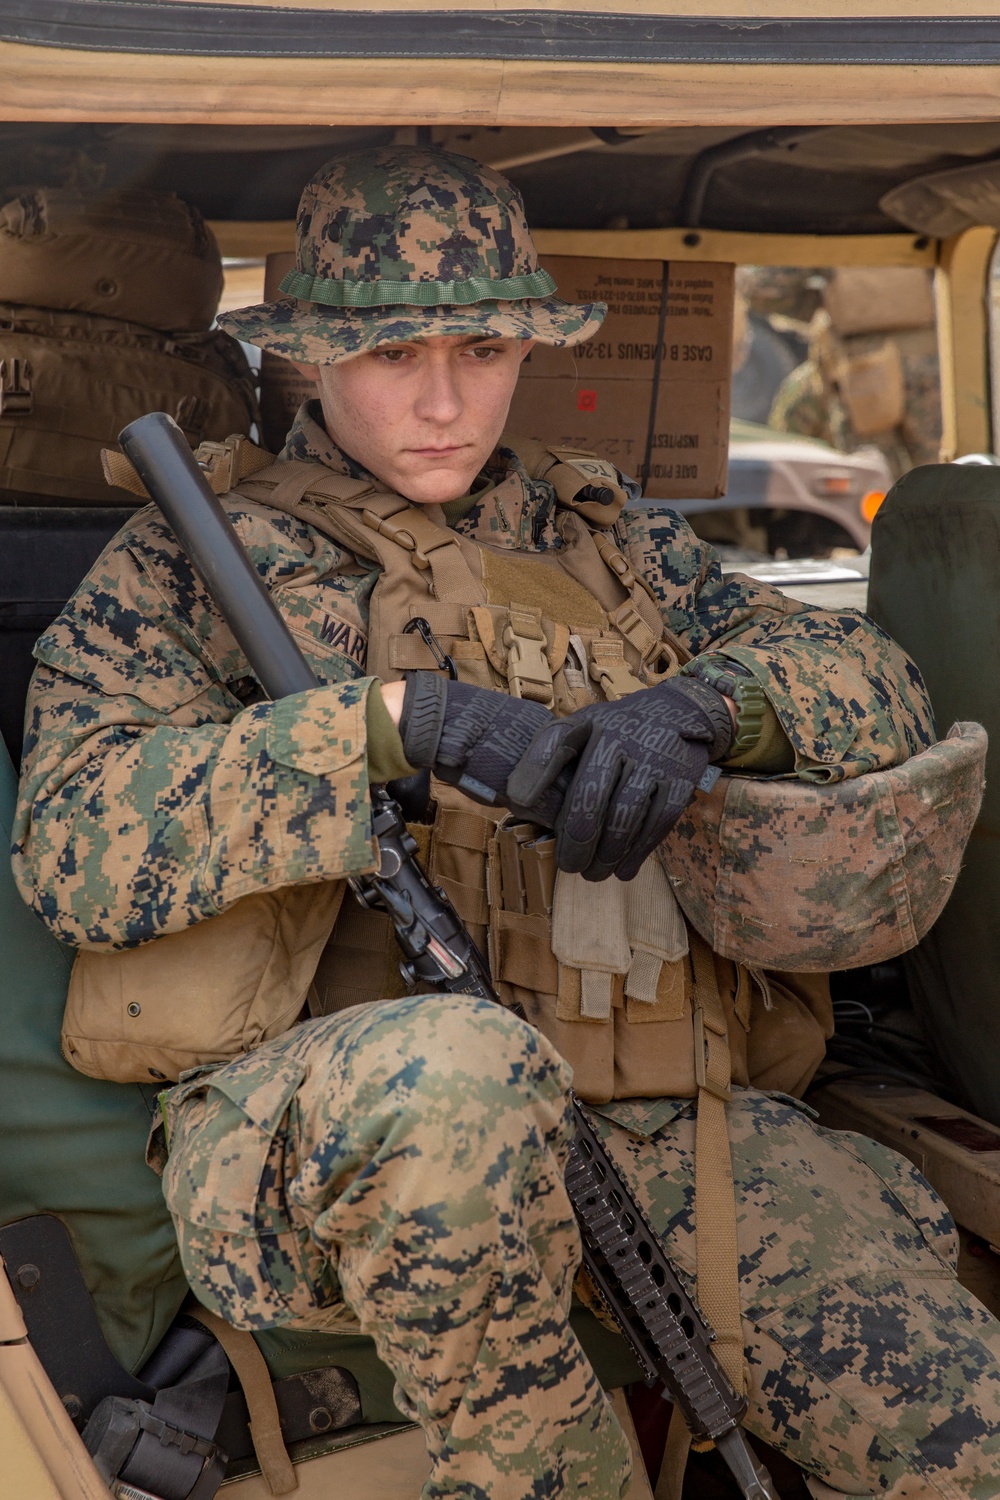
120,411,777,1500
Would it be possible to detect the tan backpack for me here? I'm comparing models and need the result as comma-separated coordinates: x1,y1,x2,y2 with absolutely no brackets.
0,188,259,502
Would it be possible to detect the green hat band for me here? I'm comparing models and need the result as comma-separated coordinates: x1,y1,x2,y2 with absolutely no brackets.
279,266,557,309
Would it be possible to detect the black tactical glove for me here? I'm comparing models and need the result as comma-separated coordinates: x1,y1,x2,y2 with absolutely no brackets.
506,676,734,883
399,672,564,822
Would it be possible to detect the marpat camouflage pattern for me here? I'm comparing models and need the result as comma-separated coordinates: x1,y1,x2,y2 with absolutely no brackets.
154,997,1000,1499
159,994,634,1500
15,407,998,1493
591,1088,1000,1498
661,722,986,971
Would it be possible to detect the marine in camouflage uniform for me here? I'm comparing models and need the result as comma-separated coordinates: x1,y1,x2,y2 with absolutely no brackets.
770,340,942,478
768,268,942,480
13,150,1000,1499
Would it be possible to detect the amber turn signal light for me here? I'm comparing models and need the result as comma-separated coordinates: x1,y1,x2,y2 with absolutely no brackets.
860,490,886,523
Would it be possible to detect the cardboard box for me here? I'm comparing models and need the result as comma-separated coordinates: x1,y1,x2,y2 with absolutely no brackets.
507,257,734,500
822,266,935,337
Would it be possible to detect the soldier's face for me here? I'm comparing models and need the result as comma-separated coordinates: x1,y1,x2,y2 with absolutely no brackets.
295,334,533,504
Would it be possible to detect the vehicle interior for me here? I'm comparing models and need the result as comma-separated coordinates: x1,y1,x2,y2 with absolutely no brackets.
5,9,1000,1496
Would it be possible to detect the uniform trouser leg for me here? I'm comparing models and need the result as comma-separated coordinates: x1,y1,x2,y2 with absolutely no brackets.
591,1089,1000,1500
160,994,632,1500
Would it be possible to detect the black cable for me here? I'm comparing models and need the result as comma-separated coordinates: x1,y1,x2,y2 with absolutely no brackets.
835,1022,930,1049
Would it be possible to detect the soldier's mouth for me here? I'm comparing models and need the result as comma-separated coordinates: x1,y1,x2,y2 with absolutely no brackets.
408,445,469,457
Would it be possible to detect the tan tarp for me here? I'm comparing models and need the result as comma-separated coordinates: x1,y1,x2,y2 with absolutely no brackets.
5,0,1000,127
38,1,1000,13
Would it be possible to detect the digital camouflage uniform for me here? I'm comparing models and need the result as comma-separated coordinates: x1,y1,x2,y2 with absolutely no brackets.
13,150,1000,1500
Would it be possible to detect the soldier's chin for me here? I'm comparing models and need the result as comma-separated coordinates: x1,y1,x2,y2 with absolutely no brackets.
397,453,482,507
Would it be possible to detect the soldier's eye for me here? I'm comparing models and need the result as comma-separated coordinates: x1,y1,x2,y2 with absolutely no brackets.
469,345,502,360
376,348,411,363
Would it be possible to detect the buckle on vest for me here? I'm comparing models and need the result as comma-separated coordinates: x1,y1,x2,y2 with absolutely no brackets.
193,433,270,494
0,357,32,416
693,1007,733,1102
503,611,554,705
363,508,452,574
609,599,660,662
589,638,643,701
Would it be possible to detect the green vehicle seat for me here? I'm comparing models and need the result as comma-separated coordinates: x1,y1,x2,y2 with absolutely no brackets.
868,463,1000,1127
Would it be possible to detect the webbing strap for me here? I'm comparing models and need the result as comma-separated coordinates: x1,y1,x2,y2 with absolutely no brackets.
362,502,477,604
185,1301,298,1495
655,937,744,1500
120,1331,229,1500
654,1404,693,1500
102,433,276,500
435,805,493,853
269,461,362,512
591,530,690,673
689,934,745,1396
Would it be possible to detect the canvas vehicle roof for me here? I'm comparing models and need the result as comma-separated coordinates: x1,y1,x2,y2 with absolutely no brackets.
5,0,1000,134
9,17,1000,453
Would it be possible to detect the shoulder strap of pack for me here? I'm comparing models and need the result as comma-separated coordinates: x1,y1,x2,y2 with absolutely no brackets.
101,431,276,499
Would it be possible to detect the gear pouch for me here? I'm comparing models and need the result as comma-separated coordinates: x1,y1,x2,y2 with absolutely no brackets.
487,823,751,1104
62,882,344,1084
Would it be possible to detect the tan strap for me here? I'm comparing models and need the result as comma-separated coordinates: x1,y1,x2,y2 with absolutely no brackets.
435,805,493,853
434,870,489,928
589,636,644,701
362,501,476,604
388,632,457,672
607,1389,656,1499
240,470,485,614
469,605,506,674
591,530,691,674
184,1299,298,1494
101,432,274,500
269,461,351,512
654,1403,693,1500
295,468,377,505
689,934,745,1396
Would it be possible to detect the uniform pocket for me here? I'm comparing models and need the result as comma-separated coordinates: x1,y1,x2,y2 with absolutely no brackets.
827,1131,959,1272
162,1055,306,1235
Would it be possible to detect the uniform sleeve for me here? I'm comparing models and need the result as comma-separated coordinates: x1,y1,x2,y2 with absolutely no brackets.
12,511,379,951
620,507,935,781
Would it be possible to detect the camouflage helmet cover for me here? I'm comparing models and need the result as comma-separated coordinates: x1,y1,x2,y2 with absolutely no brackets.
218,147,606,363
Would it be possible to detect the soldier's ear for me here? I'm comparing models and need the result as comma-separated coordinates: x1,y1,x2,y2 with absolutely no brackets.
291,360,322,381
518,340,535,363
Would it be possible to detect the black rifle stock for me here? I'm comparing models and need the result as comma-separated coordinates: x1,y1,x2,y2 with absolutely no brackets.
120,411,777,1500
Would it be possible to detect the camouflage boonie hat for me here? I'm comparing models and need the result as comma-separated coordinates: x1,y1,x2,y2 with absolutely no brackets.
218,147,606,364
